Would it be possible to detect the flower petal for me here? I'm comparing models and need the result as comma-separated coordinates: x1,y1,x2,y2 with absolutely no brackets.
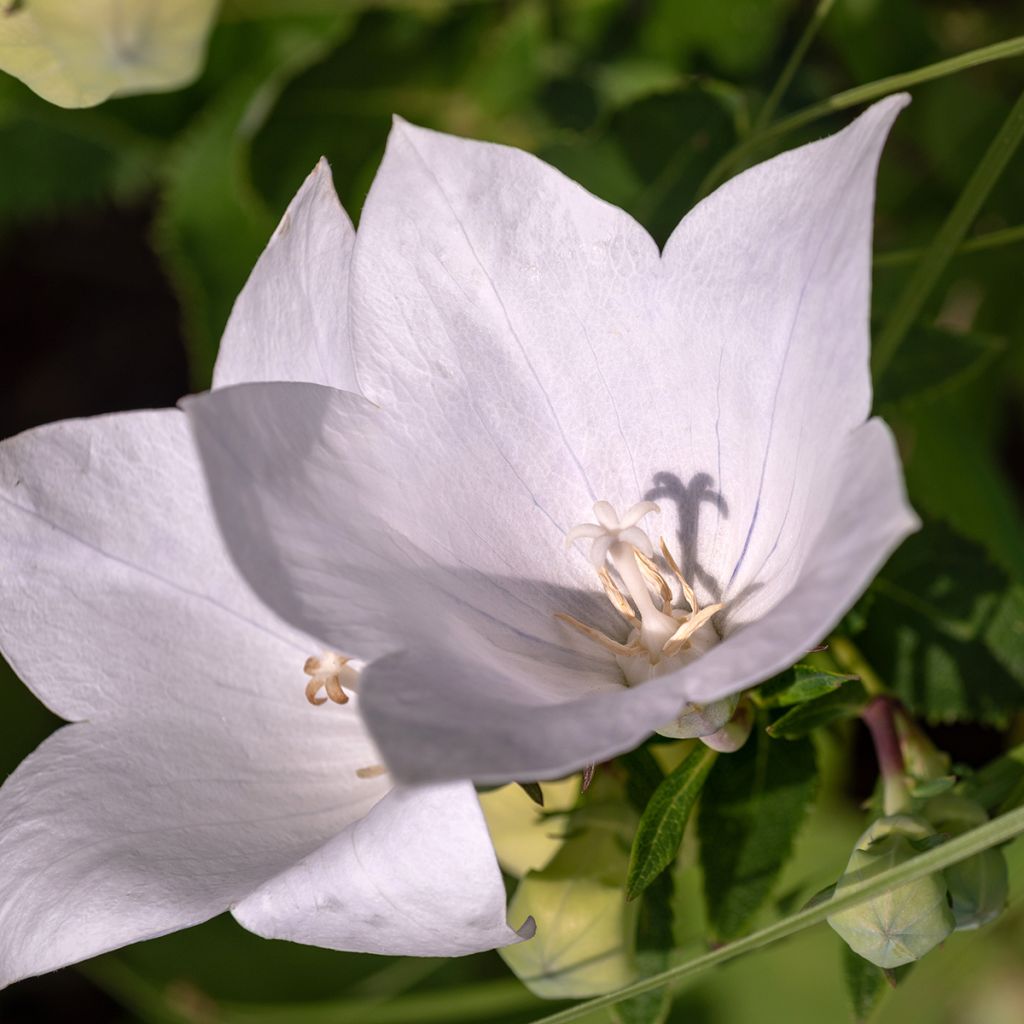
0,709,387,989
233,783,532,956
0,408,324,721
348,100,906,616
356,418,917,783
658,95,909,616
213,159,358,392
185,381,624,696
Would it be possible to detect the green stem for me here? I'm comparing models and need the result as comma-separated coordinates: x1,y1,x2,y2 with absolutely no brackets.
528,804,1024,1024
872,88,1024,377
874,223,1024,267
752,0,836,135
697,34,1024,199
829,635,886,696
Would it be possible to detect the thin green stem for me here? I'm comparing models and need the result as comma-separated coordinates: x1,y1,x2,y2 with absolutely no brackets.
873,88,1024,376
752,0,836,134
874,223,1024,267
829,635,887,697
697,34,1024,199
528,804,1024,1024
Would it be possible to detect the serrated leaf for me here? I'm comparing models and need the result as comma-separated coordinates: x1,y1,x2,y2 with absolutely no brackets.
758,664,858,708
766,679,869,739
698,728,818,941
874,325,1004,409
859,524,1024,724
625,744,717,901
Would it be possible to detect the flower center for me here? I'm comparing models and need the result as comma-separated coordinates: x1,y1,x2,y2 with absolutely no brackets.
560,501,723,685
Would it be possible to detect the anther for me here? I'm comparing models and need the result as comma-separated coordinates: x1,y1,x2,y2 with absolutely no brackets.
303,651,359,706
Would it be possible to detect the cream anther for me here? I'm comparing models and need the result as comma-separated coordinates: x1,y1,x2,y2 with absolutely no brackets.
304,651,359,706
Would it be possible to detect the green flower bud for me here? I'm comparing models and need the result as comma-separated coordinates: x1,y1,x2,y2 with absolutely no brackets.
828,815,955,969
923,794,1008,931
499,830,637,999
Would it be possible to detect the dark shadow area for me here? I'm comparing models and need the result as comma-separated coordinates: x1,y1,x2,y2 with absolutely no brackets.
0,201,188,441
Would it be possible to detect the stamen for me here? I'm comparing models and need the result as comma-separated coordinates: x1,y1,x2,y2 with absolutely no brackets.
563,501,722,674
597,566,640,627
356,764,388,779
659,537,698,613
662,602,724,657
303,651,359,706
555,612,645,658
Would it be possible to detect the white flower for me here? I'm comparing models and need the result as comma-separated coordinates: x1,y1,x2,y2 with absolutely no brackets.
186,96,920,787
0,0,218,108
0,163,529,990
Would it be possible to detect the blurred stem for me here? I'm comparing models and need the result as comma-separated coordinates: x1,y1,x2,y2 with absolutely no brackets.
528,804,1024,1024
697,34,1024,198
874,223,1024,268
751,0,836,134
829,635,886,697
872,88,1024,377
862,697,912,816
84,958,547,1024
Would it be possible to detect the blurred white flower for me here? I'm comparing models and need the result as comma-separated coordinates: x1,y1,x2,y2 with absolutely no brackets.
0,163,529,991
0,0,218,108
186,96,919,788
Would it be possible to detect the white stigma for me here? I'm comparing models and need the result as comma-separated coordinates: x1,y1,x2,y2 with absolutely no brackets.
561,500,723,680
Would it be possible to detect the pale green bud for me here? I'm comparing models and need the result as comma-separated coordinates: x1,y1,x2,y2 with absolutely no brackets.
499,830,637,999
0,0,218,108
924,794,1008,930
828,815,955,969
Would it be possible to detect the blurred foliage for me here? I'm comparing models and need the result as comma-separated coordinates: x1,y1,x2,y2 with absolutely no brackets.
2,0,1024,1021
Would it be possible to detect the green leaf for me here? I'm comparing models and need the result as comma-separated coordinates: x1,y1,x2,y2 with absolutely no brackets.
859,523,1024,724
758,664,858,708
766,679,869,739
625,744,717,901
964,742,1024,814
841,944,888,1023
698,727,818,941
517,782,545,807
873,326,1004,409
873,88,1024,376
530,808,1024,1024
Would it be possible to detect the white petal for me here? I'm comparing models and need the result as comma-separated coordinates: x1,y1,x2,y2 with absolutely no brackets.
185,381,624,699
213,159,358,392
0,408,320,721
349,116,661,535
233,783,531,956
348,102,905,619
0,710,387,989
658,96,909,615
358,419,917,783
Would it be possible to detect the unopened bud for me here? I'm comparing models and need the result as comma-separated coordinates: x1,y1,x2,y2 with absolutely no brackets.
828,814,955,968
657,693,739,740
700,697,754,753
924,794,1008,931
